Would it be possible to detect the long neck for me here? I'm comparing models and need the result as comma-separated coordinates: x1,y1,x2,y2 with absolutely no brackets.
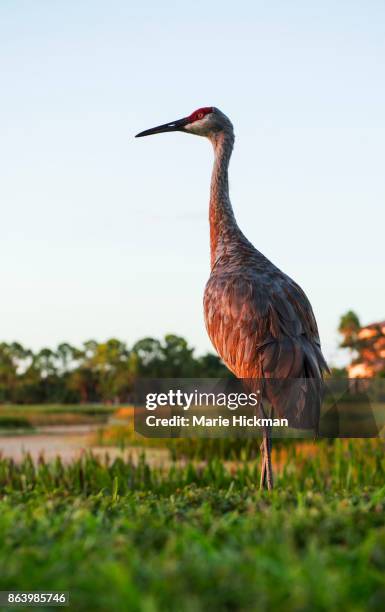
209,130,239,268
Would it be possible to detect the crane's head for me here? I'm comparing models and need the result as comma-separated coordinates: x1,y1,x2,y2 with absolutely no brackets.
135,107,233,139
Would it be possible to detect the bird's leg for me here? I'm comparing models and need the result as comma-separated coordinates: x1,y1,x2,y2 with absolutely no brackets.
259,402,274,490
259,436,267,488
260,431,273,490
265,428,274,490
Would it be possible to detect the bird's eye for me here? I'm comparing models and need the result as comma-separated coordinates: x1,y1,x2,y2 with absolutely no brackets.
197,112,204,119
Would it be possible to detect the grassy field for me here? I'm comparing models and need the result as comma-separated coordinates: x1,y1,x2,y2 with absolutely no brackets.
0,440,384,611
0,404,115,431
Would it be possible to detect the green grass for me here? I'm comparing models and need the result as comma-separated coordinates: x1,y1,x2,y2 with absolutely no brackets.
0,415,33,430
0,441,384,610
0,404,116,429
0,404,116,413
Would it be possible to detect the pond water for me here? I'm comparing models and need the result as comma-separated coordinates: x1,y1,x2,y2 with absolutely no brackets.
0,424,169,465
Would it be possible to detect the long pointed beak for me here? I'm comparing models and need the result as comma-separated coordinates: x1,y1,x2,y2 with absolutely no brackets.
135,117,188,138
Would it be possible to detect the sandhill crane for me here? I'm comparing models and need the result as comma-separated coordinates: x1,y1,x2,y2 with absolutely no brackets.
136,107,328,489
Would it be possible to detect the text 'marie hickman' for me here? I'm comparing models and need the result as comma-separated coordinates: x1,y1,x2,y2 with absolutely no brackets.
146,414,289,428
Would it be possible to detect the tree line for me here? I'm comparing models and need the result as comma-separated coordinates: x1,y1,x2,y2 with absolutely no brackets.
0,335,231,404
1,311,381,404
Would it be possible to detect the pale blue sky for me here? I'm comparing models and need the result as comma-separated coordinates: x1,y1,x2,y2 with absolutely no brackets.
1,0,384,365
